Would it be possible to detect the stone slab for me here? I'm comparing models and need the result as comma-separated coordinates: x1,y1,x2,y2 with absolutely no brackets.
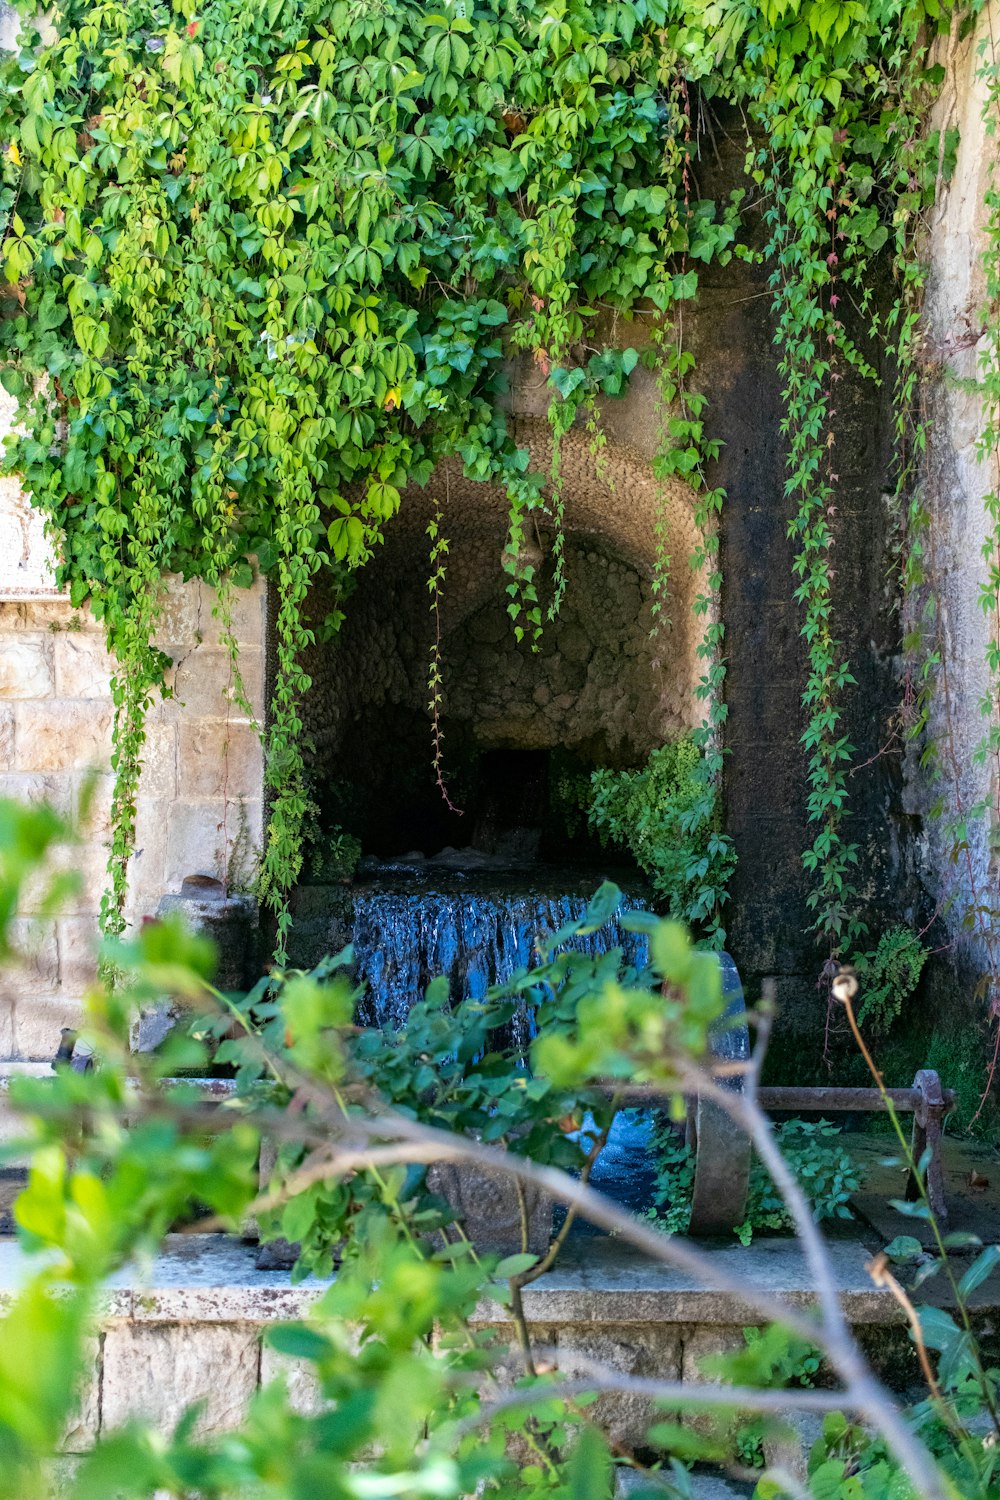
13,701,113,774
12,991,85,1061
61,1334,101,1452
0,1233,897,1328
101,1319,259,1436
555,1324,683,1447
51,634,114,699
850,1131,1000,1260
259,1344,326,1415
0,638,53,698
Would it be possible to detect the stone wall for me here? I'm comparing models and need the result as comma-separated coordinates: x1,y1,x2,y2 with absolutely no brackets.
0,583,267,1059
910,0,1000,990
3,1233,892,1462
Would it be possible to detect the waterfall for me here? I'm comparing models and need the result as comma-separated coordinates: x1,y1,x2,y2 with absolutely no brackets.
347,874,657,1212
351,880,651,1032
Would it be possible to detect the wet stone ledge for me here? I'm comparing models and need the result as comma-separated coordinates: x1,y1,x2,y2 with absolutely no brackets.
0,1232,901,1454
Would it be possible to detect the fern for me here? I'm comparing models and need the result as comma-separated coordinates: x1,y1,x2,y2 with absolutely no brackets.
854,925,929,1037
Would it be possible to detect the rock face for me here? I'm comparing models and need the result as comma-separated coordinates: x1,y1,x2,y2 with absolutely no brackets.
912,0,1000,990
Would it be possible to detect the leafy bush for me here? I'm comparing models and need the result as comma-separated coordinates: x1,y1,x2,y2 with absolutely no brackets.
648,1118,863,1244
2,793,999,1500
309,828,362,884
558,737,735,946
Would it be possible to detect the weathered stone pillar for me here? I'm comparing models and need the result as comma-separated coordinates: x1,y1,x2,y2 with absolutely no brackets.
913,1,1000,982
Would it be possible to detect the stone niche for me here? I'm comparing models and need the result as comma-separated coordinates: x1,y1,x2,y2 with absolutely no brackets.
296,417,706,858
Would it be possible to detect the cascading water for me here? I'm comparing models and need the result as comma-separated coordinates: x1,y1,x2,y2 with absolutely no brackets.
351,879,650,1031
347,869,659,1211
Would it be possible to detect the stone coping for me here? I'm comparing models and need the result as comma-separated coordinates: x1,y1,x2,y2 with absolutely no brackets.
0,1231,898,1327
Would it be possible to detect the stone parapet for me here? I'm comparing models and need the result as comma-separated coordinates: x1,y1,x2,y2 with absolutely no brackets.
0,1232,900,1455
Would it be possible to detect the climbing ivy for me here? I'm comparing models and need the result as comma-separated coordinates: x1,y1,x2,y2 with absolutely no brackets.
970,32,1000,1020
0,0,993,994
0,0,728,945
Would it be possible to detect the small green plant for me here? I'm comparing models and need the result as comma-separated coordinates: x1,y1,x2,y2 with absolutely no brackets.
550,754,593,840
582,737,735,947
716,1325,823,1468
736,1120,863,1246
854,925,929,1037
648,1118,863,1244
309,829,362,885
642,1129,697,1237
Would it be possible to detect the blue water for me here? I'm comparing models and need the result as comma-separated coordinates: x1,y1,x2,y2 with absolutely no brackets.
351,877,651,1030
347,871,658,1208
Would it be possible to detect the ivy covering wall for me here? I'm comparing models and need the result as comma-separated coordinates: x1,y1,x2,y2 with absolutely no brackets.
0,0,997,1008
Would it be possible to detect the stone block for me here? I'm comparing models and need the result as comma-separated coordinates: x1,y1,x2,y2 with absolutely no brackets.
156,576,265,653
762,1410,824,1485
0,637,53,698
137,721,178,799
6,917,59,987
75,772,115,841
13,991,84,1060
0,600,101,633
52,633,115,699
679,1326,749,1437
19,839,109,918
259,1345,325,1415
41,1459,82,1498
555,1325,682,1449
57,916,100,994
61,1335,101,1452
128,797,170,920
461,1322,559,1390
13,702,113,774
154,578,214,649
163,798,262,893
0,771,74,818
157,877,258,991
426,1159,553,1255
101,1321,260,1436
0,998,15,1057
175,721,263,800
172,646,264,722
0,704,13,763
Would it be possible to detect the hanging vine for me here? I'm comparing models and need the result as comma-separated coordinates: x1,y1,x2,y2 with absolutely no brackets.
426,505,462,819
2,0,998,997
0,0,707,937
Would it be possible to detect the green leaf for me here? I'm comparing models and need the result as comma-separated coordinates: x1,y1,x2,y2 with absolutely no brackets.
958,1244,1000,1298
883,1236,923,1265
915,1304,961,1353
567,1426,612,1500
579,881,622,934
266,1323,332,1362
494,1253,539,1278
